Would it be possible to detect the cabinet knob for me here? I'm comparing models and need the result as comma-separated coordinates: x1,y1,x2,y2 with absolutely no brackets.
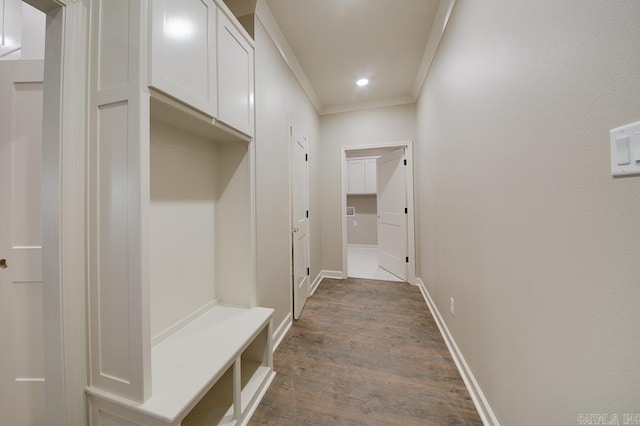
0,259,7,269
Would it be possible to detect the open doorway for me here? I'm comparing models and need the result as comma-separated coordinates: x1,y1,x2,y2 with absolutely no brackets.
341,141,416,284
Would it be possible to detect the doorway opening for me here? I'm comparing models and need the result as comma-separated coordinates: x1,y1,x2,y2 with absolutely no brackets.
341,141,416,284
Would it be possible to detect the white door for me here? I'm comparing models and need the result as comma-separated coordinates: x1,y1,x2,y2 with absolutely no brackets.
291,126,310,319
0,60,45,425
377,148,408,281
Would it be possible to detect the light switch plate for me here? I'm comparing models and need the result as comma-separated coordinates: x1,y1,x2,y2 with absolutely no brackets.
611,121,640,177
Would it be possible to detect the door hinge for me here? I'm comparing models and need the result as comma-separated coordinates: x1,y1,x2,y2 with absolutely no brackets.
306,210,309,218
305,153,308,161
307,267,310,275
406,257,409,263
403,159,407,166
404,207,408,214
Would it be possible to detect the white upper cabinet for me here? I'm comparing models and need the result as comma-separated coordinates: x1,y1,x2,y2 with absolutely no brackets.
149,0,255,137
348,158,377,194
365,158,377,193
348,159,366,194
150,0,218,117
217,11,254,136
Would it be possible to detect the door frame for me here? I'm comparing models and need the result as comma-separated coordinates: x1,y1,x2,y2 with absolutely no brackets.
341,141,416,285
27,0,88,424
289,123,310,318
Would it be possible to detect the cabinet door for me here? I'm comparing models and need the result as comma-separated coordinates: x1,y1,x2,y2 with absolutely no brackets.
149,0,217,117
365,158,377,193
217,12,254,136
347,159,365,194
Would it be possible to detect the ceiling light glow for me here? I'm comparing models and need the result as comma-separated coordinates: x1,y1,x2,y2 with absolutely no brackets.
356,78,369,87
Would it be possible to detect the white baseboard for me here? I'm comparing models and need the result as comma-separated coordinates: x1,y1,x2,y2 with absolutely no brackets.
310,272,323,295
416,278,500,426
272,312,292,351
310,270,343,294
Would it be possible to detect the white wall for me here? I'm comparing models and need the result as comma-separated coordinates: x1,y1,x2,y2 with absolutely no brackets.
254,16,320,330
416,1,640,424
319,104,415,272
149,121,217,339
346,194,376,246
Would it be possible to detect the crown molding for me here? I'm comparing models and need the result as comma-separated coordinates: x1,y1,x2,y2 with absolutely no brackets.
255,0,322,113
255,0,456,116
321,95,415,116
411,0,457,98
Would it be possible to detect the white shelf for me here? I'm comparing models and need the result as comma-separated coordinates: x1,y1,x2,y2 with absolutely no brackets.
182,365,234,426
87,305,273,424
240,363,271,414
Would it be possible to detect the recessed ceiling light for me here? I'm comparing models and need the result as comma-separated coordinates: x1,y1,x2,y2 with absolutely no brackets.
356,78,369,87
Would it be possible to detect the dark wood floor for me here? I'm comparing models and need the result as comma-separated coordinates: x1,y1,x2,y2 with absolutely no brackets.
249,278,482,426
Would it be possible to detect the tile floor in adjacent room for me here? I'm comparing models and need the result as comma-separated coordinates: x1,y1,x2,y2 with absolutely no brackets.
347,245,403,282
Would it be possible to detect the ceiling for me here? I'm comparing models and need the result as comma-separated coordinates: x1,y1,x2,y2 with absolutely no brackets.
262,0,453,114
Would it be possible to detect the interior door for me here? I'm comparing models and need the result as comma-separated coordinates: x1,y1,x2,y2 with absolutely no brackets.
291,126,310,319
377,148,408,281
0,59,45,425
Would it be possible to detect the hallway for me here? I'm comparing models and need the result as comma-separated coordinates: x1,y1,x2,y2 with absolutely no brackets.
249,278,481,425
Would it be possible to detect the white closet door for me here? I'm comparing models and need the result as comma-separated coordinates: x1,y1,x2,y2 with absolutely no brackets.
291,127,310,319
0,60,45,426
377,148,407,281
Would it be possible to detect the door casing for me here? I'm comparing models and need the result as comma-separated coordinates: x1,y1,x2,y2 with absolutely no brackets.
27,1,88,425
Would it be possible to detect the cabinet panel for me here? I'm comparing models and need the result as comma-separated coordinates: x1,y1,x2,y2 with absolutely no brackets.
365,159,377,193
217,12,254,136
347,159,365,194
348,158,377,194
150,0,217,117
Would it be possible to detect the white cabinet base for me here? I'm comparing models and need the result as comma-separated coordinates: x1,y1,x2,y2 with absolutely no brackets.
87,306,274,426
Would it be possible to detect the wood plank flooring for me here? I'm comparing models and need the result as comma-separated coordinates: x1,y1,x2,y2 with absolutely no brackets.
249,278,482,425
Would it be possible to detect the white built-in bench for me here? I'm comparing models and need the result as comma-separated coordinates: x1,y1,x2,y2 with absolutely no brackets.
87,306,275,426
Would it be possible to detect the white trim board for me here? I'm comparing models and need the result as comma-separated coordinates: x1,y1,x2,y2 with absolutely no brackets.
410,0,457,98
40,1,88,425
272,312,292,352
416,279,500,426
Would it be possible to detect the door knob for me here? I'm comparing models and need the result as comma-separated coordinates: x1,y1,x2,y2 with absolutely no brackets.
0,259,7,269
292,227,299,233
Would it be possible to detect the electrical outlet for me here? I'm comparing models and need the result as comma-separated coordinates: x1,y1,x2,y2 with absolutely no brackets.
450,297,455,316
353,220,358,226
